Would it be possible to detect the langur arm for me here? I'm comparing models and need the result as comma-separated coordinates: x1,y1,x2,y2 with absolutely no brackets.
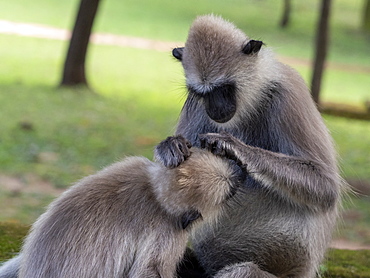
199,132,340,212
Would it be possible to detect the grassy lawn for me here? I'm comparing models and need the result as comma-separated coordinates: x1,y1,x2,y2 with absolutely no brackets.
0,0,369,244
1,0,369,65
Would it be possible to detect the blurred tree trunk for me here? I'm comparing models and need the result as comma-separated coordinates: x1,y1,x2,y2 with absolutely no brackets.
280,0,291,28
60,0,101,87
363,0,370,33
310,0,331,106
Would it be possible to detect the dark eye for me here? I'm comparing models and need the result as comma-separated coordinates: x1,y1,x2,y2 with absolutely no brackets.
242,40,263,55
172,47,184,61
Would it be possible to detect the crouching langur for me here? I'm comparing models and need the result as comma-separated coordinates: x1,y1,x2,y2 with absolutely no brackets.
0,136,243,278
155,15,344,278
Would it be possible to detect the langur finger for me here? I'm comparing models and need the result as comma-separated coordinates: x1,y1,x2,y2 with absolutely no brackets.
199,134,215,150
177,139,192,159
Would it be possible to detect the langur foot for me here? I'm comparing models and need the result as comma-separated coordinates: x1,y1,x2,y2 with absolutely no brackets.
214,262,278,278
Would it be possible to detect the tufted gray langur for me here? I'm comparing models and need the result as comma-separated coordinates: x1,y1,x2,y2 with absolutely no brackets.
0,136,243,278
155,15,343,278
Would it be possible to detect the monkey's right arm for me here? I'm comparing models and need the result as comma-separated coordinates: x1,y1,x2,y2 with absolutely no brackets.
154,135,192,168
199,132,340,212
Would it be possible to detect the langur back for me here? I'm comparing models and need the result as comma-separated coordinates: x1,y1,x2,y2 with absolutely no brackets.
18,145,242,278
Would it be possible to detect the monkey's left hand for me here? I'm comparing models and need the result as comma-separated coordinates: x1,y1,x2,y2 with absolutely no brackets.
154,135,192,168
199,132,246,167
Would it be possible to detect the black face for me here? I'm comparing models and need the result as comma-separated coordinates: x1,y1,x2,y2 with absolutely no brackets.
189,83,237,123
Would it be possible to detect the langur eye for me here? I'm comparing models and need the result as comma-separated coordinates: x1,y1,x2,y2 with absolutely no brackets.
242,40,263,55
172,47,184,61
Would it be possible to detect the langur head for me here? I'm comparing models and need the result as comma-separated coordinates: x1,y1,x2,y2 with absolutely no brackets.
168,150,243,226
152,148,243,229
173,15,265,125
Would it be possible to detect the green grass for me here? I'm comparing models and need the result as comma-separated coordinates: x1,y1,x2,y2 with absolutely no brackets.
322,70,370,105
0,223,29,261
290,65,370,105
323,249,370,277
0,33,182,194
0,0,369,66
0,190,55,224
0,36,183,188
338,197,370,245
0,36,184,222
0,0,76,29
326,116,370,180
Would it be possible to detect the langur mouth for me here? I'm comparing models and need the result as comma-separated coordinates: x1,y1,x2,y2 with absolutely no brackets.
203,83,237,123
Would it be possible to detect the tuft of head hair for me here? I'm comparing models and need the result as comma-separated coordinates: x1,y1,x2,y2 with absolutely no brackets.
173,14,282,128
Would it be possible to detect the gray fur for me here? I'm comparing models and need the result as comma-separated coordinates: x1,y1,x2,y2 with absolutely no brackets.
214,262,277,278
0,256,21,278
157,15,343,278
1,137,242,278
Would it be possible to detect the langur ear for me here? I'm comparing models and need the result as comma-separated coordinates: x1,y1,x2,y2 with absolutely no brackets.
242,40,263,55
179,210,202,229
172,47,184,61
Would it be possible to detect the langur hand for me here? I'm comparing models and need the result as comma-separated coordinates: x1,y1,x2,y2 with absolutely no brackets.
199,131,246,167
154,135,192,168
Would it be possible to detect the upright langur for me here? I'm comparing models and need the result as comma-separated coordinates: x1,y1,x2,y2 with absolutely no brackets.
156,15,343,278
0,136,243,278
